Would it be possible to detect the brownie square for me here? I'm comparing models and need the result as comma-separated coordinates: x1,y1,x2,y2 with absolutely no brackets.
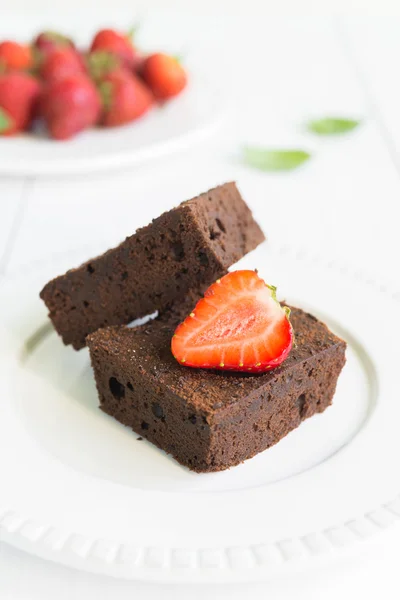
40,182,265,350
87,306,346,472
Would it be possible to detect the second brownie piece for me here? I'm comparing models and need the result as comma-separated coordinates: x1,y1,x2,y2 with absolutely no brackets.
40,182,265,349
87,306,346,472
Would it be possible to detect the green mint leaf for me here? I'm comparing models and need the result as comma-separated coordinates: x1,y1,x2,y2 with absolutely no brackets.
307,117,360,135
243,147,311,172
0,107,13,133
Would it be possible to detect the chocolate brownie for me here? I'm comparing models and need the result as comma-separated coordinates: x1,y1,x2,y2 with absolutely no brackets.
40,182,265,350
87,305,346,472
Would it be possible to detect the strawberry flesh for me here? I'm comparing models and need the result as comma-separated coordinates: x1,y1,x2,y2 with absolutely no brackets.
171,270,293,373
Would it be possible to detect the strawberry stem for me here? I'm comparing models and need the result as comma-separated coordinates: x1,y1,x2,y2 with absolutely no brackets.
98,80,114,111
172,53,184,64
31,46,44,71
126,23,140,42
266,283,278,303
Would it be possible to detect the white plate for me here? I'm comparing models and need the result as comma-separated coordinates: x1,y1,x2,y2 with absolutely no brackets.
0,65,227,176
0,243,399,583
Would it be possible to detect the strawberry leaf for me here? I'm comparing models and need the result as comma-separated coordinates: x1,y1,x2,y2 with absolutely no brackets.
307,117,360,135
243,147,311,172
98,80,114,111
87,51,120,80
0,107,13,133
41,31,71,46
31,46,44,70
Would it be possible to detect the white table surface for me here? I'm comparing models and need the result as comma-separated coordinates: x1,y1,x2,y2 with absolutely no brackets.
1,3,400,598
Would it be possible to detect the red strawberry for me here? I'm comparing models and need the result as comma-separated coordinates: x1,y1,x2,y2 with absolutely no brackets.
0,72,40,135
142,53,187,100
99,70,153,127
90,29,139,70
0,41,33,71
41,75,101,140
171,271,293,373
34,31,74,57
40,47,86,83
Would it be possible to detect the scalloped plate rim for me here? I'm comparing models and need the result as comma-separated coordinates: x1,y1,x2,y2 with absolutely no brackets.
0,244,399,582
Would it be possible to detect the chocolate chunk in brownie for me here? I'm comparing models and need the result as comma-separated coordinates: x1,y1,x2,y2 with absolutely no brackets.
87,307,346,472
40,182,265,350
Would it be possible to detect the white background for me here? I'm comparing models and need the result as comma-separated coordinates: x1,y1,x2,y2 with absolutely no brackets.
1,1,400,598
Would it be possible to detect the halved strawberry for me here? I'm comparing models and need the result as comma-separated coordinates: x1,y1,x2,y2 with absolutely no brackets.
171,270,293,373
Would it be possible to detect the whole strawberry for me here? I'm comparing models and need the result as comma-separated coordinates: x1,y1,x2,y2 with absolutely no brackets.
90,28,139,70
41,75,101,140
99,70,153,127
142,53,187,100
0,72,40,135
40,47,86,83
0,40,33,71
33,31,74,58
